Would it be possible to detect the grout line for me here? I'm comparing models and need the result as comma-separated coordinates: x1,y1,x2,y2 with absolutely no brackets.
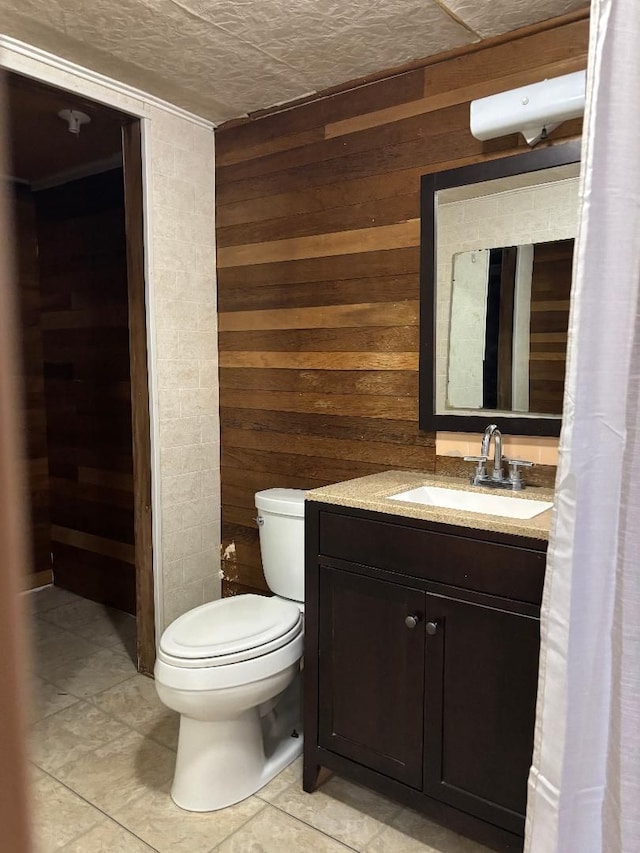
255,800,361,852
32,763,162,853
206,798,271,852
33,613,136,658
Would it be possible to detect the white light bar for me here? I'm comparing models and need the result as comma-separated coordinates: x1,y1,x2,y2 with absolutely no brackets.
470,70,586,146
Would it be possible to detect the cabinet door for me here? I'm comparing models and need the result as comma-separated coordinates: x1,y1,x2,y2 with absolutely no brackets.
318,567,426,788
423,595,540,836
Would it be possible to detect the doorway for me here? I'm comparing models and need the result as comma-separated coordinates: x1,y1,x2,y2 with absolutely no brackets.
6,73,154,674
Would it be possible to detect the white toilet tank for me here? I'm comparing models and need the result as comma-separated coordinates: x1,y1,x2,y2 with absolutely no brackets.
255,488,305,603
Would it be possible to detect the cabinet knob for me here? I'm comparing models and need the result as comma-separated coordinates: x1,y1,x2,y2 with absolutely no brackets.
405,615,420,629
425,621,438,636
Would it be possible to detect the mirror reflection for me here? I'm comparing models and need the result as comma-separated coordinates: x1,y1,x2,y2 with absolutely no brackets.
447,239,573,415
434,159,580,422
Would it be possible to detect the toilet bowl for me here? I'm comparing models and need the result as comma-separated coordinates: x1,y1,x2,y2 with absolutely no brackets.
155,488,306,812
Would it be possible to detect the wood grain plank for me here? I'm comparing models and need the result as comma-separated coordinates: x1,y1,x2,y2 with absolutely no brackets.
217,127,325,167
222,447,391,483
123,120,155,670
530,300,571,312
219,352,418,370
24,570,53,591
217,194,419,248
219,368,418,396
218,326,419,353
218,301,418,331
217,221,420,268
13,186,51,579
220,388,417,420
78,466,134,491
222,427,433,470
51,525,135,564
530,333,568,343
218,274,418,312
217,247,420,288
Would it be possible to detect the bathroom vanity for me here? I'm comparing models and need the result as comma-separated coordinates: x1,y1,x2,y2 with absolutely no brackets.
303,471,552,852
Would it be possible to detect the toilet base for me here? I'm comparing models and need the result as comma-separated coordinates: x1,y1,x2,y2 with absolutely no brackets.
170,676,303,812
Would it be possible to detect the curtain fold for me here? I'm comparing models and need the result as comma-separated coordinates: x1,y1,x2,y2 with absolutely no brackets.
525,1,640,850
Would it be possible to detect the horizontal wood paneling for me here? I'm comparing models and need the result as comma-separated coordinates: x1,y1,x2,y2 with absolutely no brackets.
216,15,588,595
36,170,135,613
529,239,573,415
218,301,419,332
13,187,51,587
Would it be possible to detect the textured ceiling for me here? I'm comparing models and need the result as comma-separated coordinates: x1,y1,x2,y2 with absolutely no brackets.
0,0,585,124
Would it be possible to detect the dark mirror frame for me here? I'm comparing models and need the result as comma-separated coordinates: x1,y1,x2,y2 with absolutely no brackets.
419,140,582,437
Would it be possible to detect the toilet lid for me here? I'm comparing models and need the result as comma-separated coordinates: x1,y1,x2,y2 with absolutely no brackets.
159,594,301,663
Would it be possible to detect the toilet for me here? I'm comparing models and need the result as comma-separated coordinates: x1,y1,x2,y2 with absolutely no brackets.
154,488,306,812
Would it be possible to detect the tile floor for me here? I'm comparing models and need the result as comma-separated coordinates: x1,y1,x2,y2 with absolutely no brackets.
27,586,491,853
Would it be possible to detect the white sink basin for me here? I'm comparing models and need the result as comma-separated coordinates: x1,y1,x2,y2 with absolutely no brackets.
389,485,553,520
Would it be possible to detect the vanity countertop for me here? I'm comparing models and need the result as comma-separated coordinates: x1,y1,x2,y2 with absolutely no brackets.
306,470,553,541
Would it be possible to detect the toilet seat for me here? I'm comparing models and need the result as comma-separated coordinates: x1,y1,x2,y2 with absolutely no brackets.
158,594,303,669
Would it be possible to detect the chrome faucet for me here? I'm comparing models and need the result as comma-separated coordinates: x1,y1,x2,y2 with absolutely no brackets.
481,424,503,482
464,424,534,491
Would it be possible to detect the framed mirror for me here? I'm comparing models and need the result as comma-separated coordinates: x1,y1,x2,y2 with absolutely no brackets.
419,140,581,436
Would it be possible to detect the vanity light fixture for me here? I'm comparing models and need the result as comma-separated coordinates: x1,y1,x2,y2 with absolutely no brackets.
470,70,586,146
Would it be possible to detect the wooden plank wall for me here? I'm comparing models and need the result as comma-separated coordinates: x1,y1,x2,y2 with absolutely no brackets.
12,185,52,589
215,14,589,597
529,239,573,415
36,170,136,614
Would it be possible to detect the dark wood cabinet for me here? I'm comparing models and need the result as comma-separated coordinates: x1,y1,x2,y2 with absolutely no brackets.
318,568,426,788
304,501,547,852
422,595,540,836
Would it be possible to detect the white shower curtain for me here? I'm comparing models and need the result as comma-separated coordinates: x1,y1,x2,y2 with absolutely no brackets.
525,0,640,851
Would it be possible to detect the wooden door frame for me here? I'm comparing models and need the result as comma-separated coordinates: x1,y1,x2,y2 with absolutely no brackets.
0,74,35,853
1,38,213,681
8,74,156,674
122,121,155,676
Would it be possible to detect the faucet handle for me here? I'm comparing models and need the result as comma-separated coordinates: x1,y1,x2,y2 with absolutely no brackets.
463,455,488,483
506,458,534,469
506,458,534,488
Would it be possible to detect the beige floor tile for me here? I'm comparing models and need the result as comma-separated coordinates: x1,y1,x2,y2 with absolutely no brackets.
60,818,157,852
31,700,131,774
272,774,402,851
28,586,83,615
30,676,79,722
30,618,76,648
256,755,303,803
215,804,354,852
112,784,265,853
55,730,175,814
31,623,104,675
90,674,179,750
45,646,136,698
60,606,136,653
31,769,105,852
365,807,493,853
39,598,109,631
